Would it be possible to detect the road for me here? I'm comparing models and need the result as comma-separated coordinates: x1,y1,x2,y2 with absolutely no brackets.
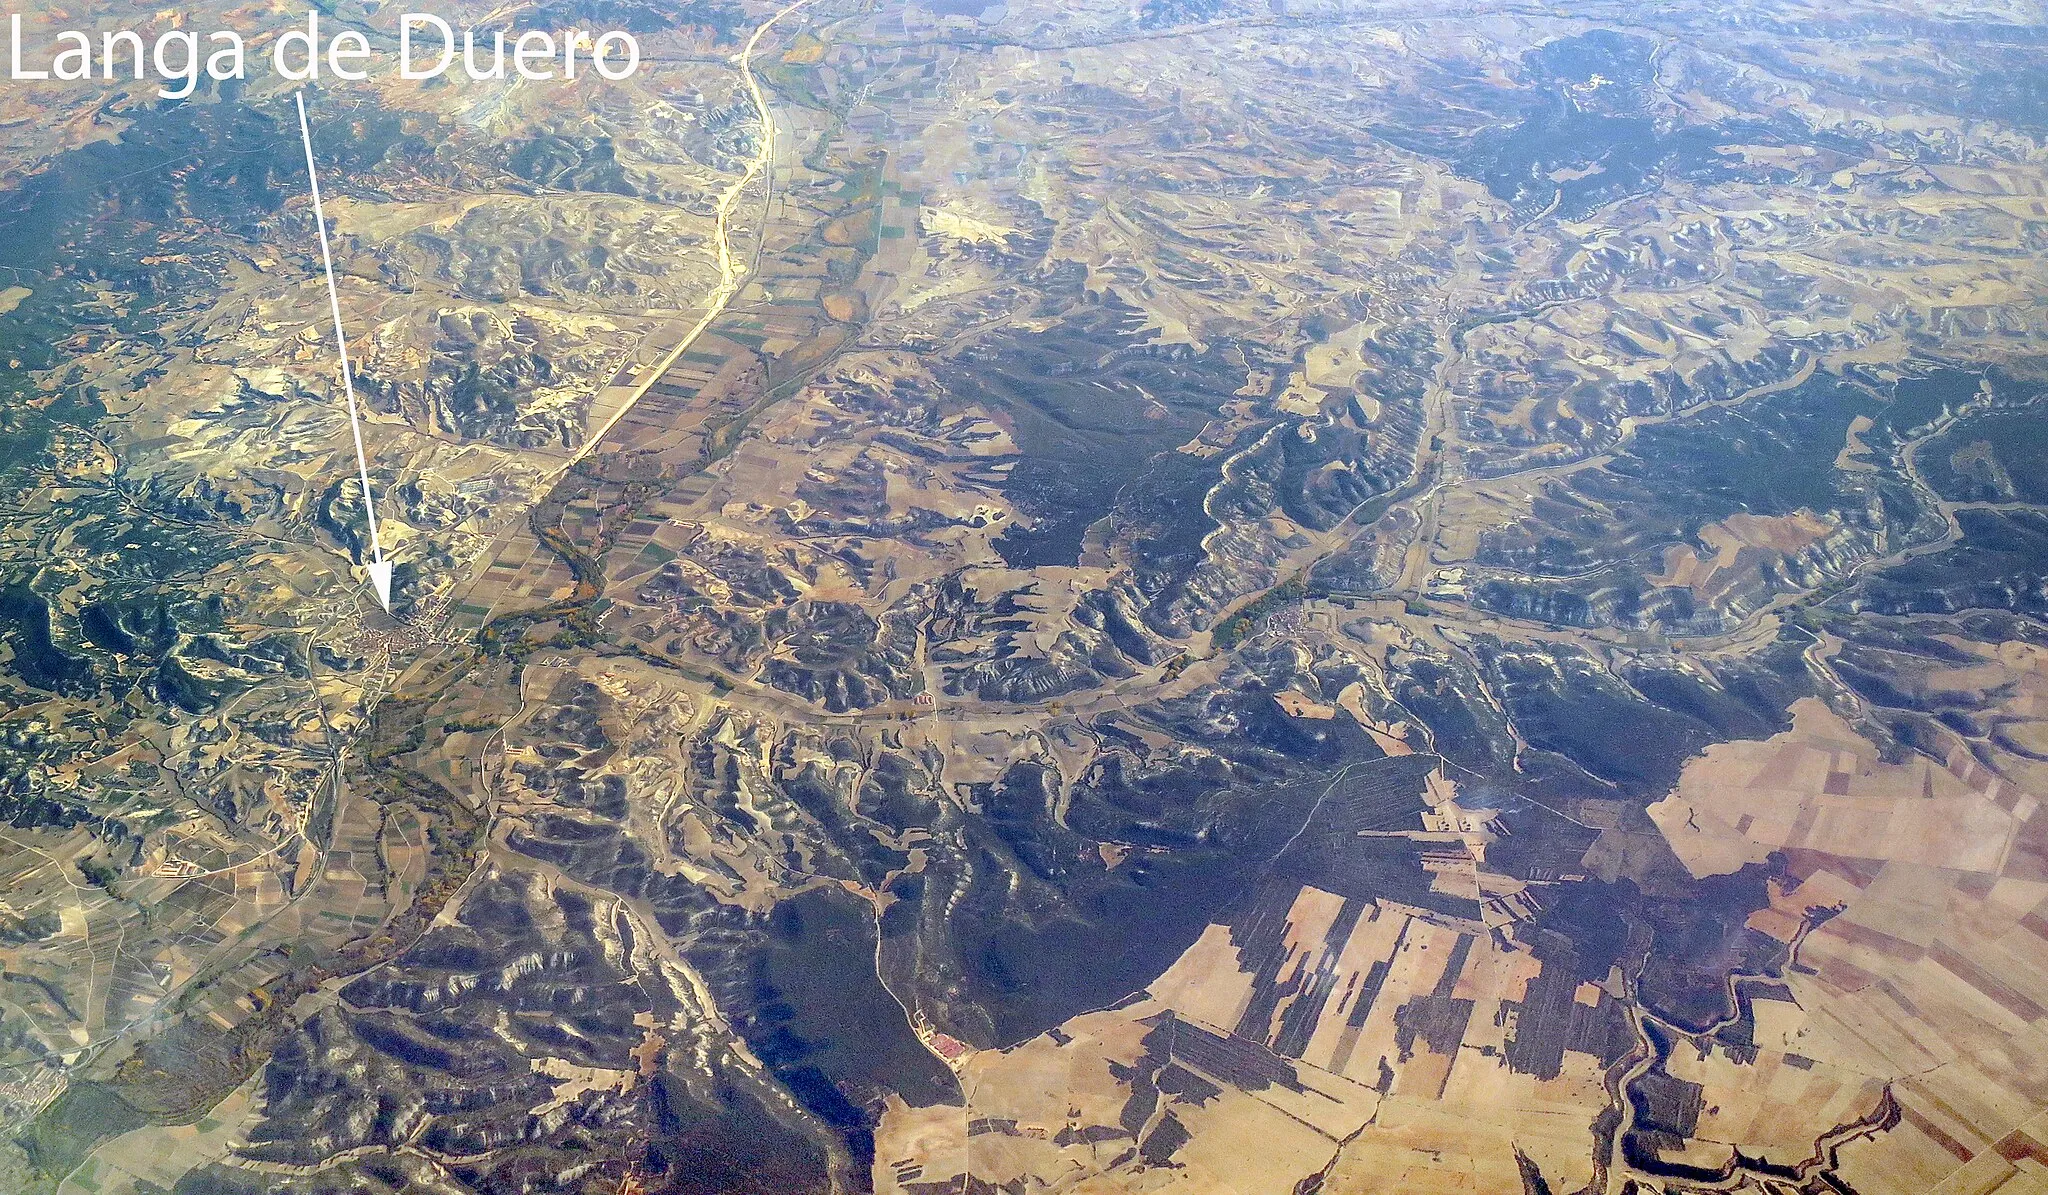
558,0,821,477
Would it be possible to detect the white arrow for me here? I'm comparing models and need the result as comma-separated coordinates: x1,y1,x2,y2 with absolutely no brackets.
294,89,393,614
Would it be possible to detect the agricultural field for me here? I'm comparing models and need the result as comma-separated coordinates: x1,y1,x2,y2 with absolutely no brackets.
0,0,2044,1191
